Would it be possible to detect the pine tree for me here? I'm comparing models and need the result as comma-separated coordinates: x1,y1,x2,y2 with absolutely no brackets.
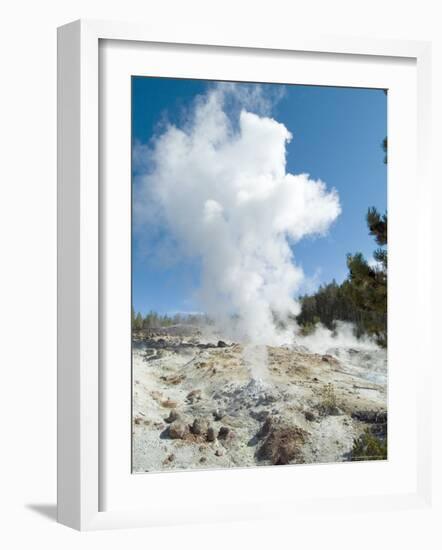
366,207,387,246
131,305,136,326
382,137,388,164
134,312,143,330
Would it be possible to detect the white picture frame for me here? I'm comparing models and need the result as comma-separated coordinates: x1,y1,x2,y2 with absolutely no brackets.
57,19,433,531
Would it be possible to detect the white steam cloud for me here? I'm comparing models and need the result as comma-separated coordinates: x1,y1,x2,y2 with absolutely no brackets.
134,84,341,346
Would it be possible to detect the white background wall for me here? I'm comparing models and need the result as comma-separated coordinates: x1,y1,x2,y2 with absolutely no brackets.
0,1,441,548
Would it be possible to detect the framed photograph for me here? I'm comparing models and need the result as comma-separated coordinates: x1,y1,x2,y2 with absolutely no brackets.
57,19,433,530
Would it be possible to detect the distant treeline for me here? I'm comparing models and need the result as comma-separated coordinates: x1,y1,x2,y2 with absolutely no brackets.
131,308,208,330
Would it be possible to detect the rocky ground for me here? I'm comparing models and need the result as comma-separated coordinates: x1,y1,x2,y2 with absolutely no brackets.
132,326,387,473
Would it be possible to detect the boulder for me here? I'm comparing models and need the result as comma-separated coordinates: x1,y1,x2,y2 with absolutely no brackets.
207,426,216,442
168,421,188,439
256,422,308,465
304,411,316,422
191,418,208,435
218,426,230,440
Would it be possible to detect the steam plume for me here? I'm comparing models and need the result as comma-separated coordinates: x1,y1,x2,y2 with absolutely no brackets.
134,84,341,347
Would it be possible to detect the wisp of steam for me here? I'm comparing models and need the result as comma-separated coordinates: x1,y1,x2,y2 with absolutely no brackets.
134,83,342,377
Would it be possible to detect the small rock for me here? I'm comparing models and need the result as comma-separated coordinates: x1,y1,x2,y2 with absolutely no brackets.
168,421,188,439
186,389,202,403
162,398,178,408
257,416,273,438
151,390,163,401
207,426,216,442
217,340,228,348
199,456,207,463
215,449,223,457
328,406,342,416
218,426,230,439
165,410,180,423
213,409,224,421
304,411,316,422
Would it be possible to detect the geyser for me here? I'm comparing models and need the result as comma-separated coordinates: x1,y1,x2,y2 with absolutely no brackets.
134,83,341,372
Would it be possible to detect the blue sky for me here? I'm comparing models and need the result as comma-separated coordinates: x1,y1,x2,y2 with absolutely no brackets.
132,77,387,316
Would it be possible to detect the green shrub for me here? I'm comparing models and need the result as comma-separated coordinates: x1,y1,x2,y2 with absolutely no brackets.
298,319,319,336
350,428,387,461
318,383,340,416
